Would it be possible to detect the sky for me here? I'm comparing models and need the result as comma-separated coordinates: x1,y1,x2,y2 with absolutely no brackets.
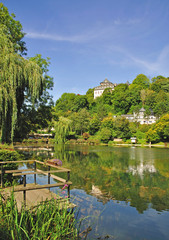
3,0,169,101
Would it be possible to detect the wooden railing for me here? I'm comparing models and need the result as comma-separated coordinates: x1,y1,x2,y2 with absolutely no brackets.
0,160,71,205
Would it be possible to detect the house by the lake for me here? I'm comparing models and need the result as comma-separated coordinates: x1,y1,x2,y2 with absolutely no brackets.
122,108,157,124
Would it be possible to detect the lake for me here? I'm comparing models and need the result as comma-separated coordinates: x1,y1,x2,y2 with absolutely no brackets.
16,144,169,240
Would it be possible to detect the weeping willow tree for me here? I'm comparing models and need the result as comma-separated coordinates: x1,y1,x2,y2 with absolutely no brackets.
0,26,43,143
54,117,72,143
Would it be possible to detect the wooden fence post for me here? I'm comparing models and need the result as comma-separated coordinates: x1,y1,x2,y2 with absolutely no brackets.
48,166,50,190
1,164,4,188
23,174,26,207
34,161,36,184
67,171,70,199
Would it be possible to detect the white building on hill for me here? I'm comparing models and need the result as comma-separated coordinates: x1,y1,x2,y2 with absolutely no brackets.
94,78,116,99
122,108,157,124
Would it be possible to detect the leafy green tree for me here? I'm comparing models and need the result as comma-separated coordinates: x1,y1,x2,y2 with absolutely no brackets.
71,95,88,112
146,114,169,143
101,116,115,130
86,88,94,109
89,115,101,135
0,27,43,143
151,76,169,93
14,55,54,139
0,3,26,54
132,74,150,89
54,117,72,143
28,54,54,107
54,93,76,115
112,84,130,114
102,88,113,105
97,127,112,143
114,117,131,139
70,109,90,135
144,90,157,109
146,129,160,143
155,114,169,142
153,91,169,116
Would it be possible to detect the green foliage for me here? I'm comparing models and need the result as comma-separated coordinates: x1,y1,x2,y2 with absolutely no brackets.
54,117,72,143
151,77,169,93
0,3,26,55
132,74,150,89
113,117,131,139
52,73,169,143
70,109,90,135
0,192,80,240
146,114,169,143
89,115,101,135
146,128,160,143
97,127,112,143
0,148,20,184
0,24,43,143
55,93,76,115
71,95,88,112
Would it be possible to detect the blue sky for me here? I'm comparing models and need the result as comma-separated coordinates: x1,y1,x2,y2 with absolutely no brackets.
3,0,169,101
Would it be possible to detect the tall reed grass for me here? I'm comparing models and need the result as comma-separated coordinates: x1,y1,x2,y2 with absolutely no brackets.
0,191,81,240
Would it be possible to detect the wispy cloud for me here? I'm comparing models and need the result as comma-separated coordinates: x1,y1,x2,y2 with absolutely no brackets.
108,44,169,77
26,32,85,43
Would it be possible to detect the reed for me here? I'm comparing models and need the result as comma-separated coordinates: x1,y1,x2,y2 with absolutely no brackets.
0,191,80,240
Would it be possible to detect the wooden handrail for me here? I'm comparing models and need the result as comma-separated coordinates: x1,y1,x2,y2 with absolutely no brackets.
35,160,71,171
13,172,38,176
13,182,72,192
36,169,67,183
0,169,33,174
0,160,35,164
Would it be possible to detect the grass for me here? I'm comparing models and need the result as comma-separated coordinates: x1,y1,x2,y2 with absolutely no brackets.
0,191,81,240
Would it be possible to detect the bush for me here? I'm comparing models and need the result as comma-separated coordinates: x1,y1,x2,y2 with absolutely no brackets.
82,132,90,140
97,127,112,143
0,148,21,185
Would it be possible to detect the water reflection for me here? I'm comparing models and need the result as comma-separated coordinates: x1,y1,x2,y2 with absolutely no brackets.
16,144,169,240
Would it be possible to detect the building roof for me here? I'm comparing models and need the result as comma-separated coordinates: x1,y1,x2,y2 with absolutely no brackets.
139,107,146,112
94,78,114,90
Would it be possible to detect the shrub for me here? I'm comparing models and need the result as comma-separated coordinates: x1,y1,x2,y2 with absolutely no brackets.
0,148,21,185
97,127,112,143
82,132,90,140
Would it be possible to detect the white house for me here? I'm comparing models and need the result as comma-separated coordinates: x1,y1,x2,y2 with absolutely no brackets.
94,78,116,99
122,108,157,125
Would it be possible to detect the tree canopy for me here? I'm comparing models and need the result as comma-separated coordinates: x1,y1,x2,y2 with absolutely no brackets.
0,10,43,142
0,3,26,54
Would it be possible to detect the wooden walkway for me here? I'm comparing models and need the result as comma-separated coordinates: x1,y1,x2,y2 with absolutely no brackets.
2,183,76,210
0,159,76,210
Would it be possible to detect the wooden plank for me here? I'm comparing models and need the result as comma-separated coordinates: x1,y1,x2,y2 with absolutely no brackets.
13,182,72,192
13,172,37,176
35,160,71,172
36,169,70,173
0,169,33,174
0,160,35,164
36,169,67,183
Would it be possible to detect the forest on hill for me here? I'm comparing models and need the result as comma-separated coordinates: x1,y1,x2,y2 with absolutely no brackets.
53,74,169,144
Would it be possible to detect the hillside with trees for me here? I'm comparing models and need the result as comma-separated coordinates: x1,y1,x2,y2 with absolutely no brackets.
53,74,169,145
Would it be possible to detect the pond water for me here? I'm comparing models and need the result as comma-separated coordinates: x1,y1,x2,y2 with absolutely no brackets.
16,144,169,240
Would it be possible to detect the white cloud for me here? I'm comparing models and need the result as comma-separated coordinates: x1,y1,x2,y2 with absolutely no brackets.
108,44,169,77
26,32,85,43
